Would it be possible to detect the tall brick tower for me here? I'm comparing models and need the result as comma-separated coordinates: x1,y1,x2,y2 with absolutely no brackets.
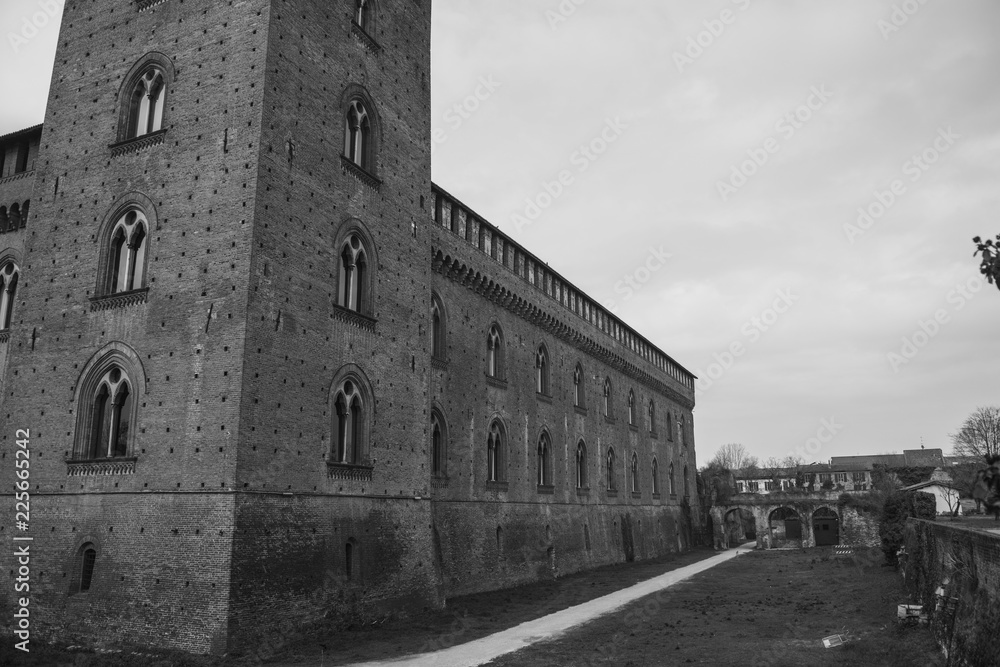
1,0,437,654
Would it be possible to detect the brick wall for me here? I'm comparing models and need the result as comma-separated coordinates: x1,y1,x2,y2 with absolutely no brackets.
903,520,1000,666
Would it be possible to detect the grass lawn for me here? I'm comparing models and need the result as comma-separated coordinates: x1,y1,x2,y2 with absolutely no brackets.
483,547,943,667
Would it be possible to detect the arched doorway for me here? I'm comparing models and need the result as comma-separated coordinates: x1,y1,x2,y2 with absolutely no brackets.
768,507,803,548
812,507,840,546
724,508,755,546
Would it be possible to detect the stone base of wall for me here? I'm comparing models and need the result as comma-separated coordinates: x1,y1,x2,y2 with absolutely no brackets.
903,519,1000,667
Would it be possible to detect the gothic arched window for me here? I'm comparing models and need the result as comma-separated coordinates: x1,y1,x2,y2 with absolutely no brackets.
606,447,617,491
431,293,446,360
573,364,585,408
537,432,552,487
628,390,636,426
333,379,367,465
652,458,660,496
603,378,613,418
354,0,374,32
126,68,166,139
344,99,374,171
0,261,19,330
105,209,148,295
431,409,447,477
84,367,134,459
487,325,505,380
338,233,370,314
648,400,656,434
536,345,549,395
576,440,588,489
669,462,676,496
487,420,506,482
630,453,640,493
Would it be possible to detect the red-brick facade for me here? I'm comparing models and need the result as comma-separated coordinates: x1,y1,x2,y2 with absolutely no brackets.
0,0,698,655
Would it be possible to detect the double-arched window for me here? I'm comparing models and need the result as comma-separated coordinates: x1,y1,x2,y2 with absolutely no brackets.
537,432,552,487
338,233,370,314
84,367,134,459
105,210,148,295
535,345,549,395
487,325,505,380
630,453,640,493
648,400,656,434
576,440,588,489
126,68,165,139
487,420,506,482
354,0,374,32
573,364,585,408
333,379,366,465
603,378,612,418
0,260,19,330
669,462,676,496
652,458,660,496
627,390,636,425
344,99,373,171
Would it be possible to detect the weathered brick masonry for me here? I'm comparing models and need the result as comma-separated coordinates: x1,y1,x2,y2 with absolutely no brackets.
0,0,699,655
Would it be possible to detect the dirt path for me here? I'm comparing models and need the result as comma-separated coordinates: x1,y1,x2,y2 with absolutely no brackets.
338,545,754,667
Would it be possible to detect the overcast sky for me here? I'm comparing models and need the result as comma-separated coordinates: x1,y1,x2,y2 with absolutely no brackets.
3,0,999,466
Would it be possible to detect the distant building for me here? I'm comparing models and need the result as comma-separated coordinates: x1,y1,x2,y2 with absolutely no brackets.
900,480,963,516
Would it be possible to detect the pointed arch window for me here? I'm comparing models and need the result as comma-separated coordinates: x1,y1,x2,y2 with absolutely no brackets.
338,233,370,314
487,325,505,380
355,0,373,32
105,210,148,295
69,543,98,595
431,410,447,477
0,261,20,331
669,462,676,496
606,448,617,491
648,400,656,434
535,345,549,395
126,67,166,140
630,453,640,493
344,99,374,171
487,420,506,483
576,440,588,489
573,364,585,408
652,458,660,496
628,390,636,426
667,412,674,441
603,378,612,418
84,367,134,459
431,293,446,360
333,379,366,465
537,432,552,487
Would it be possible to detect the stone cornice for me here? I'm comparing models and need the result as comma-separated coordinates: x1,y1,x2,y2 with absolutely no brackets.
0,170,34,186
109,130,167,157
351,22,382,54
327,463,374,482
433,246,695,410
331,305,376,332
340,156,381,190
66,457,138,476
89,288,149,312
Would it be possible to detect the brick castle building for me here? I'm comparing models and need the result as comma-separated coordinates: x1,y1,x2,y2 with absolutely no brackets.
0,0,698,655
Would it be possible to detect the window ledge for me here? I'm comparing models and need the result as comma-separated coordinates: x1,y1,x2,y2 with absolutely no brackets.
340,155,381,190
90,287,149,312
573,405,587,416
631,491,642,499
537,484,555,495
109,129,167,157
327,462,374,482
351,21,382,53
485,375,508,390
431,474,449,487
485,481,509,492
536,392,552,404
66,457,138,476
136,0,169,10
606,489,618,498
652,493,661,500
650,431,658,440
0,170,33,186
629,424,638,432
0,330,9,344
431,356,448,370
576,487,590,497
331,305,376,332
670,493,678,500
604,415,616,425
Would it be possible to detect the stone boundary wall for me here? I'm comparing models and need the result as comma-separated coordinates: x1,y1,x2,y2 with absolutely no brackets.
903,519,1000,667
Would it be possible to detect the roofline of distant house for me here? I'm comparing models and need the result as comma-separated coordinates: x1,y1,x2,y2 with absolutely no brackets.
0,124,43,143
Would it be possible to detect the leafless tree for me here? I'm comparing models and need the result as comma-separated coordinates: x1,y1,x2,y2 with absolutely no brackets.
950,406,1000,459
707,443,758,472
